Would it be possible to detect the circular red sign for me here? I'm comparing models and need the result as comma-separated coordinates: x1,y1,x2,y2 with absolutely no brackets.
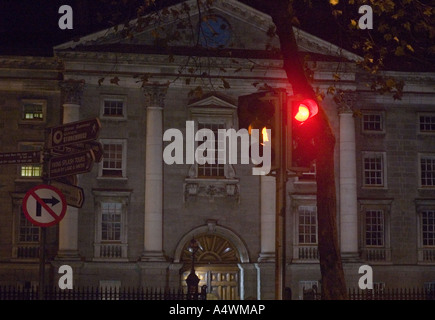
22,184,67,227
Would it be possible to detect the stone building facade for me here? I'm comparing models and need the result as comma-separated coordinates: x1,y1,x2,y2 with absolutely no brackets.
0,0,434,300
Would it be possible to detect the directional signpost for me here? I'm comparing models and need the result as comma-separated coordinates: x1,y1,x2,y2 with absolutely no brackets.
46,117,101,149
51,180,85,209
0,117,102,299
52,141,103,163
48,149,95,180
0,151,41,165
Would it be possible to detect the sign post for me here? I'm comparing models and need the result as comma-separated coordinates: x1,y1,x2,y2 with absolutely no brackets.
46,118,101,149
22,184,67,228
0,117,103,299
0,151,41,165
50,180,85,208
22,184,67,299
48,149,95,180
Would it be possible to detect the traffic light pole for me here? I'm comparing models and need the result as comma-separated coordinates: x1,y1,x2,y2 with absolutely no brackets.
275,91,288,300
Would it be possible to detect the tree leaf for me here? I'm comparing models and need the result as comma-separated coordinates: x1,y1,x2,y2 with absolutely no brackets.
221,78,230,89
406,44,414,53
110,76,120,85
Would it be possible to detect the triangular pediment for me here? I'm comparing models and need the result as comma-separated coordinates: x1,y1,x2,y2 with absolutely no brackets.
55,0,361,62
188,92,237,109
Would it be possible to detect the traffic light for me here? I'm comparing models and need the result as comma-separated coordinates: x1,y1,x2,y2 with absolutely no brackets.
293,98,318,123
238,90,286,171
289,97,319,172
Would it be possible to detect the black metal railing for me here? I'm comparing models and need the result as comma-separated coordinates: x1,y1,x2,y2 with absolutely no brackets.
0,286,207,300
303,286,435,300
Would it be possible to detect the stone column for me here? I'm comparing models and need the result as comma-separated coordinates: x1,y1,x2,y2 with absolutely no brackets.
338,93,359,260
141,84,168,261
56,79,84,259
258,175,276,262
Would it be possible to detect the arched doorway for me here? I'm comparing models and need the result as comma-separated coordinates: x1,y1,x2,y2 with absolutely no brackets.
179,233,241,300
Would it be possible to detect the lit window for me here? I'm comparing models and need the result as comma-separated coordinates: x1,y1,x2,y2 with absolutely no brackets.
21,100,46,123
23,104,43,120
20,165,42,177
18,143,42,178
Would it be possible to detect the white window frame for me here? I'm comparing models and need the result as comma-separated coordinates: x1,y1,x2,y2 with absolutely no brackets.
362,151,387,189
297,205,318,245
417,112,435,135
291,194,318,262
100,95,127,120
18,206,40,244
19,99,47,124
98,139,127,179
195,120,228,178
359,199,392,263
361,111,385,134
364,209,385,247
418,153,435,189
420,210,435,247
10,194,40,260
415,199,435,264
187,96,238,180
93,190,130,261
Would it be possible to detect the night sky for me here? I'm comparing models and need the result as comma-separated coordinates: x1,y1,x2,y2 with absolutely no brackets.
0,0,341,57
0,0,432,72
0,0,116,56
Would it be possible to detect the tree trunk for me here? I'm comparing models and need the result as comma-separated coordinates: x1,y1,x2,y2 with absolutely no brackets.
269,0,348,300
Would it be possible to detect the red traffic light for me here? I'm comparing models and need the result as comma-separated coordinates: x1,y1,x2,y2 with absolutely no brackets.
294,99,318,123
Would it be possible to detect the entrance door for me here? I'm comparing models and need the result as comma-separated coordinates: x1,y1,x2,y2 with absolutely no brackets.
180,233,241,300
182,266,239,300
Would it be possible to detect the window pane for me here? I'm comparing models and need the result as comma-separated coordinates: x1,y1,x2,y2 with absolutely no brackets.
23,103,44,120
421,157,435,187
365,210,384,246
363,113,382,131
197,122,225,177
19,209,39,242
363,154,384,186
420,115,435,132
104,100,124,117
422,211,435,246
101,202,122,241
298,206,317,245
18,144,43,178
102,143,123,177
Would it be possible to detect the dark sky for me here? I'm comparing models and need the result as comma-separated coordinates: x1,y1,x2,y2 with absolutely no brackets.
0,0,99,56
0,0,341,57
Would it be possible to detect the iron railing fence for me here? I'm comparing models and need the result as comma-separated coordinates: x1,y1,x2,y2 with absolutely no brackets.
0,286,207,300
